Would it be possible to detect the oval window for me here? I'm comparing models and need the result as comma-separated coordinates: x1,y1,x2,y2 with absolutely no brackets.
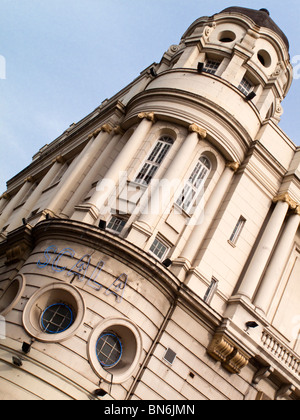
257,50,272,68
218,31,236,43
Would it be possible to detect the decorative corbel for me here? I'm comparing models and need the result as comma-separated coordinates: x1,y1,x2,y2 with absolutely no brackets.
207,332,250,375
252,365,274,385
276,384,295,400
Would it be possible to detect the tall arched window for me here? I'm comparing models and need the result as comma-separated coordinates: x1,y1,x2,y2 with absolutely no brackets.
135,136,174,185
176,156,211,213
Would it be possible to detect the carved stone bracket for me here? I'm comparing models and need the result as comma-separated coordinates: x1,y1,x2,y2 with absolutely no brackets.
207,332,250,374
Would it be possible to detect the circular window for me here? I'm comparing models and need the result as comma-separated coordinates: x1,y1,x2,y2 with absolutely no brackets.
257,50,272,68
96,333,122,368
23,282,85,343
218,31,236,43
0,274,26,317
88,318,143,384
41,303,74,334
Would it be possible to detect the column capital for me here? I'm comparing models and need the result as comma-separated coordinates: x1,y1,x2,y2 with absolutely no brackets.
138,112,156,123
0,192,10,200
52,155,65,165
293,206,300,215
88,124,113,140
226,161,240,173
273,193,297,210
113,125,125,136
24,176,34,184
188,123,207,139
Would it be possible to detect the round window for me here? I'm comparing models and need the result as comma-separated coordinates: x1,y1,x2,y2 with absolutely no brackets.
0,274,26,317
96,333,122,368
41,303,74,334
88,318,143,384
23,282,85,343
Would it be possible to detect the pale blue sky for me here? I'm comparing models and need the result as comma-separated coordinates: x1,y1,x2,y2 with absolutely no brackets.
1,0,300,193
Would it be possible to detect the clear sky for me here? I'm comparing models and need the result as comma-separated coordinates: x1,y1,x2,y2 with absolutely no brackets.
1,0,300,194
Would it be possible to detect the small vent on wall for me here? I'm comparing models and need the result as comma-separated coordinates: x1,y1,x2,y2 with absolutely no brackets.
163,348,177,365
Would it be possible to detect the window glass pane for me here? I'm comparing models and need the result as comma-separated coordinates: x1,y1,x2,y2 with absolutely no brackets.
96,333,122,368
107,216,127,233
203,60,220,75
238,77,253,96
41,303,74,334
135,136,174,185
149,238,169,260
176,156,211,213
230,216,246,244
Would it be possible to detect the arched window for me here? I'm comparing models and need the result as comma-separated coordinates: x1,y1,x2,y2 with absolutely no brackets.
135,136,174,185
176,156,211,213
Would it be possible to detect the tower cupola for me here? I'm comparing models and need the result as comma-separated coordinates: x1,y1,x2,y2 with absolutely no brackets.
149,6,293,136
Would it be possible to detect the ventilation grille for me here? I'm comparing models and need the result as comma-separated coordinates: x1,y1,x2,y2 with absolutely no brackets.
163,348,177,365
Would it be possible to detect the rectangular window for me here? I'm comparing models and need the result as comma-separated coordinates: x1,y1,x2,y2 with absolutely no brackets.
107,216,127,234
149,237,169,261
229,216,246,245
204,278,219,305
203,60,220,75
238,77,254,96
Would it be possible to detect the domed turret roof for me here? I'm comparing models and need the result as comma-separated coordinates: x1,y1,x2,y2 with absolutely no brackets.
221,7,289,49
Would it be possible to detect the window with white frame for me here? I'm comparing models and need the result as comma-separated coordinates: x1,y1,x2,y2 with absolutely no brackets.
135,136,174,186
107,216,127,234
238,76,254,96
176,156,211,213
229,216,246,245
203,59,221,75
149,237,169,261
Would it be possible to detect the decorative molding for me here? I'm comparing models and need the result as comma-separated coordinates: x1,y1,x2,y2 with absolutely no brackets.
188,123,207,139
138,112,156,123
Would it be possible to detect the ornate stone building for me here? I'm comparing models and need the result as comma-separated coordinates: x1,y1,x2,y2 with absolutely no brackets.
0,7,300,400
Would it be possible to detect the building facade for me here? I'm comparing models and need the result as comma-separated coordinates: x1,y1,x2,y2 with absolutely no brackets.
0,7,300,400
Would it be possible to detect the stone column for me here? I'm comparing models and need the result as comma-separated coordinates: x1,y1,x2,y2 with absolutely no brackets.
45,124,113,216
178,162,239,267
137,124,207,232
8,156,65,232
61,127,124,219
0,177,34,231
0,193,10,213
236,194,294,301
254,207,300,314
83,113,156,219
